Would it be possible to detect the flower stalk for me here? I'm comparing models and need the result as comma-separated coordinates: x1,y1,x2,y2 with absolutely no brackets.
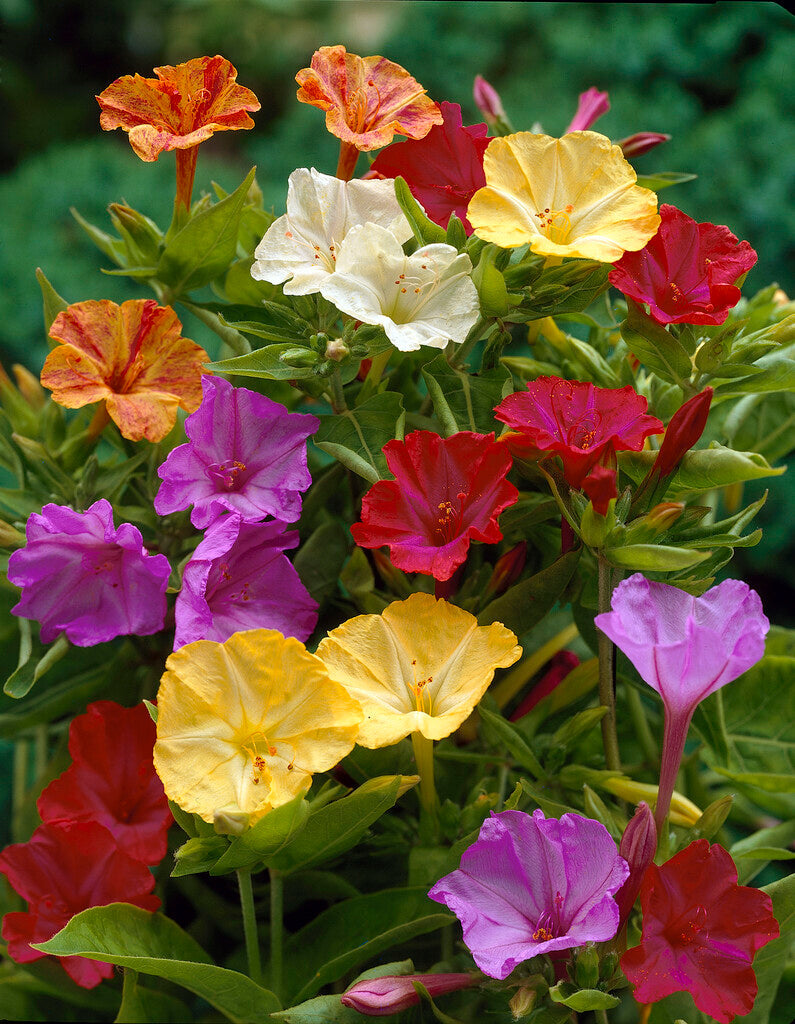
597,557,621,772
269,868,283,997
237,869,262,984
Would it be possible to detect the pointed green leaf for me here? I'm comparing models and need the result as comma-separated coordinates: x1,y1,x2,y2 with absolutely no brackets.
35,268,69,335
115,971,189,1023
635,171,697,191
210,794,310,874
620,302,692,384
421,354,512,435
293,520,350,606
314,392,406,483
209,343,319,380
549,982,619,1011
478,550,580,636
603,543,711,571
394,176,447,244
479,705,547,780
618,444,786,492
739,874,795,1024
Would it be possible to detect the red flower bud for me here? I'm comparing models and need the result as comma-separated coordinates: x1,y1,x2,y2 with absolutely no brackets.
510,650,580,721
615,801,657,926
653,387,713,479
582,465,618,516
473,75,505,123
341,973,476,1016
486,541,527,596
617,132,671,158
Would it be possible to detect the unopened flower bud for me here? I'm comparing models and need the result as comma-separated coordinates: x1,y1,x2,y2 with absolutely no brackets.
599,950,620,983
615,801,657,926
510,650,580,721
573,942,600,990
617,132,670,158
653,388,713,480
486,541,526,596
582,465,618,518
0,520,25,549
324,338,350,362
473,75,506,124
623,502,685,544
12,365,46,409
213,805,250,836
565,87,610,133
341,973,475,1016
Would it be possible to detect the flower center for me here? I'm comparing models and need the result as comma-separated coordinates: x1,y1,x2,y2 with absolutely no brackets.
533,204,575,244
388,255,444,322
349,77,384,134
673,904,708,945
548,380,601,450
409,659,434,714
435,492,467,544
206,460,247,490
242,732,299,786
532,892,565,942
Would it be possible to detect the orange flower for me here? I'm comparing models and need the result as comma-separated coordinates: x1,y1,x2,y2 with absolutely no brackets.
97,55,260,211
41,300,209,443
296,45,442,180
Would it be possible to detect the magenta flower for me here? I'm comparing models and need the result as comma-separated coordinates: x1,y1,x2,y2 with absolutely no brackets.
615,801,657,928
174,516,317,649
155,376,319,529
428,809,628,980
7,499,170,646
565,87,610,133
595,574,769,831
341,972,476,1016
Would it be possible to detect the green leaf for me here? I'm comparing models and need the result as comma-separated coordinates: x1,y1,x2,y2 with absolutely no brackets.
739,874,795,1024
549,981,619,1011
413,981,469,1024
0,663,108,739
479,705,547,780
157,167,256,293
478,550,580,636
734,847,795,861
314,392,406,483
71,207,126,265
170,836,230,878
421,354,512,435
713,351,795,397
731,821,795,883
293,520,350,606
620,302,691,384
35,268,69,335
618,443,786,492
394,176,447,244
115,971,189,1023
4,633,70,698
602,543,710,571
33,904,280,1023
471,244,513,317
520,778,577,818
635,171,697,191
209,794,310,874
208,343,320,380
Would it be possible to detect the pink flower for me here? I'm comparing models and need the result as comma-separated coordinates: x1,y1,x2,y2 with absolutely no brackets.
565,87,610,133
341,972,476,1016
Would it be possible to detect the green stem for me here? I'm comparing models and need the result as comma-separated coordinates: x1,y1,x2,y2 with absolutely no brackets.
327,367,348,413
447,316,490,369
269,868,283,998
33,725,48,780
237,869,262,985
626,686,659,766
596,1009,610,1024
411,731,438,839
360,347,392,398
597,556,621,772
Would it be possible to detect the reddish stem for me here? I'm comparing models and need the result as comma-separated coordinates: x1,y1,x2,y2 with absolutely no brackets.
655,707,692,835
336,141,360,181
175,147,199,214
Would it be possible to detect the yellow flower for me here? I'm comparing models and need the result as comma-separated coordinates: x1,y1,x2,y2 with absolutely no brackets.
154,629,362,826
467,131,660,262
316,593,521,748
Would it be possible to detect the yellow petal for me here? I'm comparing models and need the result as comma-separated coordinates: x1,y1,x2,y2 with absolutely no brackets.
316,593,521,747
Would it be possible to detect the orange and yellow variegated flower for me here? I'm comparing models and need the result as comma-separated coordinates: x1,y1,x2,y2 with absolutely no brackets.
467,131,660,262
296,45,442,151
154,629,363,826
96,55,260,162
41,299,209,443
316,593,521,748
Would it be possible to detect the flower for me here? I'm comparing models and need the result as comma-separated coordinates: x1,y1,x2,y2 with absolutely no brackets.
565,87,610,133
7,499,170,646
428,809,629,980
608,205,758,325
316,593,521,748
154,376,319,529
467,131,660,261
341,973,476,1016
621,840,779,1022
37,702,172,865
369,102,489,233
318,223,480,352
250,167,411,295
154,629,362,825
494,376,663,488
351,431,518,581
41,300,209,443
615,802,657,927
96,55,259,210
174,516,317,649
0,821,160,988
595,574,769,830
651,387,713,480
617,132,670,158
582,464,618,516
473,75,507,128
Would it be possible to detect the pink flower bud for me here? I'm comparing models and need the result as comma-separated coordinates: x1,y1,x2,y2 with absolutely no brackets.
617,131,671,158
510,650,580,721
653,387,713,479
565,87,610,133
341,973,476,1016
473,75,505,123
615,801,657,926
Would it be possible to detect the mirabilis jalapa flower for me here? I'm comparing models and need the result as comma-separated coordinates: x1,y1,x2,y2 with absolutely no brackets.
250,167,412,296
428,809,629,980
467,131,660,261
41,299,209,443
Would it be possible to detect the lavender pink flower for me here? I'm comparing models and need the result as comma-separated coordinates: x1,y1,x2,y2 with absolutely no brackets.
7,499,170,646
174,515,317,649
155,376,319,529
428,809,628,980
565,87,610,133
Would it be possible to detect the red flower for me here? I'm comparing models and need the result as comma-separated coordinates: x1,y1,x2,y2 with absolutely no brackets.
38,702,172,865
494,377,663,488
350,430,518,582
609,204,757,325
582,464,618,516
369,101,489,233
0,821,160,988
621,840,779,1022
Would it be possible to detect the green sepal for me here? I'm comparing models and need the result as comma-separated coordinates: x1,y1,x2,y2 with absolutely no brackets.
549,982,619,1011
393,176,447,244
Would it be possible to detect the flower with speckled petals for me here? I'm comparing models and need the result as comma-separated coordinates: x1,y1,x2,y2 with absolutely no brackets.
154,375,319,529
428,808,629,980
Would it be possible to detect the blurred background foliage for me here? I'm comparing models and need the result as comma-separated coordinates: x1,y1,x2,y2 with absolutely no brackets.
0,0,793,613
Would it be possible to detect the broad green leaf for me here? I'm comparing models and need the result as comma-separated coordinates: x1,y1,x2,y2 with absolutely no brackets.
314,392,406,483
479,705,547,780
210,794,310,874
293,520,350,606
620,301,692,384
170,836,229,877
115,971,189,1023
635,171,697,191
713,351,795,397
734,847,795,860
157,167,256,293
33,904,280,1022
721,393,795,464
549,981,619,1011
603,543,710,571
421,354,513,435
732,821,795,883
618,444,785,492
739,874,795,1024
478,550,580,636
208,343,320,380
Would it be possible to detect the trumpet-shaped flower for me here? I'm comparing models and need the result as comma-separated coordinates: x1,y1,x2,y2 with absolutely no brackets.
8,500,170,646
565,88,610,133
154,629,362,825
41,300,209,443
174,516,317,649
494,376,663,488
155,376,319,529
250,167,412,295
608,205,758,325
621,840,779,1022
351,430,518,581
467,131,660,261
316,593,521,747
318,223,480,352
428,809,629,980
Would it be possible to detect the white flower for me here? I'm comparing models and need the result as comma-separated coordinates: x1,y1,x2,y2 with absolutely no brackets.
318,223,481,352
250,167,412,295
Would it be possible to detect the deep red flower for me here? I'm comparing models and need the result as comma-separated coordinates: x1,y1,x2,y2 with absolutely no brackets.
369,101,489,233
350,430,518,581
0,821,160,988
494,377,663,488
582,464,618,516
609,205,757,325
38,702,172,865
621,840,779,1022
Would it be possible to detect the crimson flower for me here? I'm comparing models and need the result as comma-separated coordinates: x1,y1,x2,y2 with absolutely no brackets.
609,204,758,325
494,377,663,488
582,464,618,516
0,821,159,988
37,702,172,865
622,840,779,1022
369,101,489,233
350,430,518,582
